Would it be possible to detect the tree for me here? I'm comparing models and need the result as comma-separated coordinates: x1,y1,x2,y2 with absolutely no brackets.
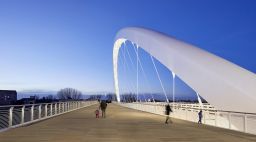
45,94,55,100
57,88,82,100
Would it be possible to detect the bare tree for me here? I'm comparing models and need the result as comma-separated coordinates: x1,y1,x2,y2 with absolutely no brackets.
57,88,82,100
35,95,40,100
46,94,55,100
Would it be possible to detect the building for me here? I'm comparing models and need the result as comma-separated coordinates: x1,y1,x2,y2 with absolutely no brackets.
19,96,36,104
0,90,17,105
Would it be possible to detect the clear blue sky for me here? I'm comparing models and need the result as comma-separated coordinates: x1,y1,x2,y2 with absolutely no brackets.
0,0,256,94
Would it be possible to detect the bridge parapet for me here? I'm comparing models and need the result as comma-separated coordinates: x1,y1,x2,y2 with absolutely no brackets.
0,101,97,132
115,102,256,135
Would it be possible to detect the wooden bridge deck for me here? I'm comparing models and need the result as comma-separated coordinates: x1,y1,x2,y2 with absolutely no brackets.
0,103,256,142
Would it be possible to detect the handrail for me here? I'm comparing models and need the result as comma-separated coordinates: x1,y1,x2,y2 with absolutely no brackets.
117,102,256,135
0,101,85,108
0,101,97,132
121,102,256,115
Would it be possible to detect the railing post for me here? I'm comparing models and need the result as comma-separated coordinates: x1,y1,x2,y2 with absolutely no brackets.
45,104,48,117
59,103,62,113
50,104,53,116
185,109,188,120
65,102,67,111
57,103,60,114
63,103,65,112
244,114,247,133
55,103,57,115
31,105,34,121
215,111,217,126
60,103,62,112
228,112,231,129
38,104,42,119
65,102,67,112
9,107,14,127
60,103,62,113
57,103,59,113
203,111,206,124
61,103,65,113
21,106,25,124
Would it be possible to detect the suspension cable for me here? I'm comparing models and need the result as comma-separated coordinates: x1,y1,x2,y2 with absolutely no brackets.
123,43,139,102
122,42,137,102
124,44,136,72
150,54,169,103
131,43,155,102
172,72,176,107
119,45,128,102
136,44,139,102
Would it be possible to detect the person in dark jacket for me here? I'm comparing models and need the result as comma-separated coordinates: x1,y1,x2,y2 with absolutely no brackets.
100,100,107,118
198,110,203,124
165,104,172,124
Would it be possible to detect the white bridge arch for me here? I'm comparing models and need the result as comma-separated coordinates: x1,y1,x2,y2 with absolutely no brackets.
113,27,256,113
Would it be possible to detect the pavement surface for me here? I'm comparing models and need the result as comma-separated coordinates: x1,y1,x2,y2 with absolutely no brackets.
0,103,256,142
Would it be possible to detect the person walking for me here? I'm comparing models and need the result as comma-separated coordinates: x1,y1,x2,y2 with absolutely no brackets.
198,110,203,124
95,109,100,118
165,103,172,124
100,100,107,118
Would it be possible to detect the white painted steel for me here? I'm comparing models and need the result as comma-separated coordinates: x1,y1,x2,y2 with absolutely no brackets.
0,101,97,133
116,102,256,135
113,27,256,113
8,107,13,127
30,105,34,121
38,105,41,119
21,106,25,123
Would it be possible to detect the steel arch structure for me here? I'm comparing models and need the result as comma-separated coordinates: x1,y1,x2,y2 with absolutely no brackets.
113,27,256,113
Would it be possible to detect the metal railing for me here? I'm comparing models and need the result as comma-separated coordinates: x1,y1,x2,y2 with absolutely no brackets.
0,101,97,132
116,102,256,135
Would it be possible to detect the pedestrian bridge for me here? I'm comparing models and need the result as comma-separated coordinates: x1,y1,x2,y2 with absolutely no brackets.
112,27,256,138
0,103,256,142
1,27,256,141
